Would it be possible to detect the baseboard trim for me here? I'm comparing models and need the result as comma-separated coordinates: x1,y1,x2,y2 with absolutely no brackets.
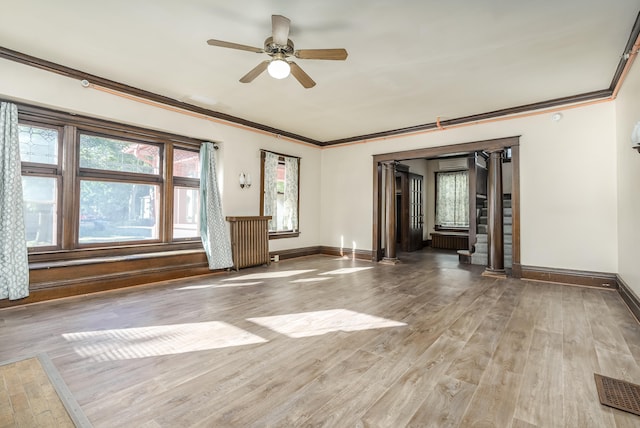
520,265,618,289
319,246,375,261
269,246,322,261
617,275,640,323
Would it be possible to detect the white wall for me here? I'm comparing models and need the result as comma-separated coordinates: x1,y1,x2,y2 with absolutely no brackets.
0,58,322,252
321,101,619,273
615,60,640,294
1,56,622,274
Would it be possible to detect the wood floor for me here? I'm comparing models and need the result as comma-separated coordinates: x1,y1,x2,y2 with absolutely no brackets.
2,249,640,427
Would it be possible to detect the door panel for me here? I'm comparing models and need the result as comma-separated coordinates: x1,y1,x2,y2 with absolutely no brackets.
408,173,424,252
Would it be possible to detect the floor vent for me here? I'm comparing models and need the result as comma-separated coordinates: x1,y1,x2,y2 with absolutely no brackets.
594,373,640,416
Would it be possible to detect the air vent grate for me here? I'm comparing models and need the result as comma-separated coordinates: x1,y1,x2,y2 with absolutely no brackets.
594,373,640,416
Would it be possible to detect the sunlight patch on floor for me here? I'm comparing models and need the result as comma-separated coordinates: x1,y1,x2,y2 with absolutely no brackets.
247,309,406,338
175,281,263,290
320,267,373,275
290,277,331,283
62,322,267,361
222,270,316,281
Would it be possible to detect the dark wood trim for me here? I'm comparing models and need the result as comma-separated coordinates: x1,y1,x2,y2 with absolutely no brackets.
268,231,301,240
0,46,319,146
373,136,520,268
468,156,477,253
259,149,302,160
511,262,523,279
259,151,302,237
610,12,640,91
324,91,611,146
373,136,520,164
270,246,321,260
617,274,640,323
372,162,383,261
17,103,204,147
1,250,213,308
511,145,521,269
319,246,375,261
520,265,618,289
0,35,627,148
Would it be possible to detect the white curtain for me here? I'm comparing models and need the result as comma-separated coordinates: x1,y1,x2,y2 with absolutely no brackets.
199,142,233,270
284,156,299,231
263,151,279,231
0,102,29,300
436,171,469,227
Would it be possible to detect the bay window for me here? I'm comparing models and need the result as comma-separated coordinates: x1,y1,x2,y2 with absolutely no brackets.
17,105,203,260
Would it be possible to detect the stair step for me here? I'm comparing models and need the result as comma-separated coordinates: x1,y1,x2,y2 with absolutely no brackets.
473,242,512,256
471,254,487,266
481,208,513,217
482,199,512,209
476,224,512,234
471,254,512,268
478,216,512,225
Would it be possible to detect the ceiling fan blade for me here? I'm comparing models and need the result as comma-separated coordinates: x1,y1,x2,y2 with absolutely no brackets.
289,62,316,88
207,39,264,53
239,61,269,83
272,15,291,46
294,49,348,60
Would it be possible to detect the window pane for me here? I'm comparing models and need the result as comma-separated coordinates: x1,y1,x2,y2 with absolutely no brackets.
173,187,200,239
173,149,200,178
19,124,58,164
262,152,299,233
436,171,469,227
22,176,57,247
79,180,159,244
79,134,160,174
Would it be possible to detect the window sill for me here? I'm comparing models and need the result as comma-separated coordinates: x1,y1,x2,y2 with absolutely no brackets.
269,231,300,240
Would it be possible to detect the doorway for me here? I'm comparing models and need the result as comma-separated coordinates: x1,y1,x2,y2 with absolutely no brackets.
372,137,521,277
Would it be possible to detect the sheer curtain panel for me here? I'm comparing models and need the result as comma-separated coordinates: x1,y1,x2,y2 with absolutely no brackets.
199,142,233,270
263,151,279,231
0,102,29,300
284,155,299,231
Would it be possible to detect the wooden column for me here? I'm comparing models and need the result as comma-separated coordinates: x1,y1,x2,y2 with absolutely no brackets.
381,161,399,264
484,149,506,277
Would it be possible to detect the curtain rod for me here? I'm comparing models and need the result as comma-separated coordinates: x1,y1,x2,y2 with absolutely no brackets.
260,149,301,160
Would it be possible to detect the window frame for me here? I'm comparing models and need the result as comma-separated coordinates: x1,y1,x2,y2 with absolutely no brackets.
170,146,201,241
19,121,64,251
259,150,301,239
434,169,470,231
16,103,205,262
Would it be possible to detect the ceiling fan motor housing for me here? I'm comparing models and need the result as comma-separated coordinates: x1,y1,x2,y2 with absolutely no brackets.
264,36,294,57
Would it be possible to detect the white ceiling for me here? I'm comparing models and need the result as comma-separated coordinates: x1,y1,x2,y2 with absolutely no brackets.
1,0,638,143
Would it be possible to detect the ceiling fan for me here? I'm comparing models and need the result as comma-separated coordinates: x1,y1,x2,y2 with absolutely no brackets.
206,15,348,88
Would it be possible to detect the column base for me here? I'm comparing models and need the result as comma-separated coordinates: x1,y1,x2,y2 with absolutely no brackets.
380,257,401,265
482,268,507,279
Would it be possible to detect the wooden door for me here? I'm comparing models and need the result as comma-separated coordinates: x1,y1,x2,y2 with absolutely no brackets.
408,173,424,252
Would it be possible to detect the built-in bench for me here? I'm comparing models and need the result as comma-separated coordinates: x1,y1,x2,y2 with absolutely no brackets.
430,231,469,250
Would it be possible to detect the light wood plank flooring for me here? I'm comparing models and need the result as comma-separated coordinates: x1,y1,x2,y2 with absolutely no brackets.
1,249,640,427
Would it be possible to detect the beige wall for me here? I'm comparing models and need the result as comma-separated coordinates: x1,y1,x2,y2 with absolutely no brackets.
0,56,622,274
0,58,322,253
321,101,618,273
615,60,640,294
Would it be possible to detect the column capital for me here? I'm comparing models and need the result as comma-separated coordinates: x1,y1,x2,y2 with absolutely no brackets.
381,160,397,168
486,148,505,156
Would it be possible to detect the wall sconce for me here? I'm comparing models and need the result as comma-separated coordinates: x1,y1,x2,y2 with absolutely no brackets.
632,121,640,153
239,172,252,189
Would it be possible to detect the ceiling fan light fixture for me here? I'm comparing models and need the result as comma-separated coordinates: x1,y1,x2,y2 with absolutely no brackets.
267,59,290,79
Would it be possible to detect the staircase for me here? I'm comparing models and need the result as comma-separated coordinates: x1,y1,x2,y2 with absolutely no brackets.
471,198,512,268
